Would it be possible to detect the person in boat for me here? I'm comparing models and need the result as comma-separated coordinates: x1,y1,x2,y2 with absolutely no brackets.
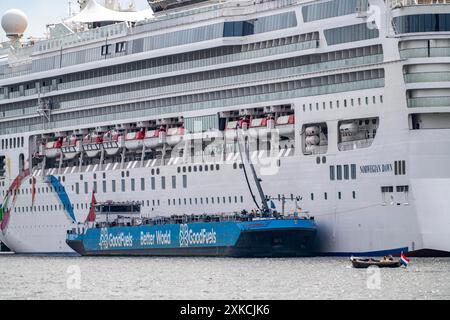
380,255,394,263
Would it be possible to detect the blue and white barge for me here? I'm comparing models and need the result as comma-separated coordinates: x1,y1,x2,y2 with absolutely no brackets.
66,202,317,257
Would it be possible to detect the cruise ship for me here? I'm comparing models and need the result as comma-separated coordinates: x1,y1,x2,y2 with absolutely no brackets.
1,0,450,256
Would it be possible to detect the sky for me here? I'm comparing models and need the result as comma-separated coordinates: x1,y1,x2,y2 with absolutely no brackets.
0,0,150,41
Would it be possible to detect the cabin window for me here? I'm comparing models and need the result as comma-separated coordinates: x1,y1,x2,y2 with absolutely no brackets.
161,177,166,190
131,179,135,192
151,177,156,190
101,44,111,56
115,42,126,53
337,165,343,180
172,176,176,189
112,180,116,193
141,178,145,191
121,179,125,192
351,164,357,180
102,181,107,193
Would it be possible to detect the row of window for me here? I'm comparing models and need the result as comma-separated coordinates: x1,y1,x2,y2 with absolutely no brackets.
330,164,358,181
381,185,410,204
18,11,297,76
74,175,188,195
101,42,127,56
1,136,24,150
394,14,450,34
1,43,380,117
12,194,246,214
325,23,379,46
223,12,297,37
1,31,318,105
302,0,369,22
394,160,407,176
311,191,357,201
303,95,384,113
168,196,244,207
0,68,385,135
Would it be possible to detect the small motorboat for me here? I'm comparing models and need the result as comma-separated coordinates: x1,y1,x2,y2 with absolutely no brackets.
351,256,401,269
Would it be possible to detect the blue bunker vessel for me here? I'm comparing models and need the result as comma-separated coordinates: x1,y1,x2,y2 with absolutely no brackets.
66,202,317,257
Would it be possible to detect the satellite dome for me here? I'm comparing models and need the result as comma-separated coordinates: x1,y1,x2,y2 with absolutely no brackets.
1,9,28,39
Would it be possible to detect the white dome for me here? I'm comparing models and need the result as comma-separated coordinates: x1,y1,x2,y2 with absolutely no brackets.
1,9,28,38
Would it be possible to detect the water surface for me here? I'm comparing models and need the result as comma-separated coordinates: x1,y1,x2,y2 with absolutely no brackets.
0,255,449,300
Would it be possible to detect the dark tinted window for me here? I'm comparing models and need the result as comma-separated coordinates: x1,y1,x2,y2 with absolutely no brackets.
394,14,450,34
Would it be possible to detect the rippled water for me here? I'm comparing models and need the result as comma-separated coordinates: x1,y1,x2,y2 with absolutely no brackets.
0,255,449,300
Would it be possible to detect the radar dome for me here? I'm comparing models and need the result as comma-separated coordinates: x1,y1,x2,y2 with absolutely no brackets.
1,9,28,40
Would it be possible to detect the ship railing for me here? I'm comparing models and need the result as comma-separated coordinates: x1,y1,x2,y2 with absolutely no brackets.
134,0,303,34
32,145,295,176
390,0,450,8
89,212,308,230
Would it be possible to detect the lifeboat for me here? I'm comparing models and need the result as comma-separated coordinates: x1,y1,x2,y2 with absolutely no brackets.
276,115,295,137
44,137,63,158
251,118,268,128
61,136,81,160
246,117,268,140
102,131,124,156
166,126,184,146
144,127,165,149
125,128,145,151
239,117,251,131
82,133,103,158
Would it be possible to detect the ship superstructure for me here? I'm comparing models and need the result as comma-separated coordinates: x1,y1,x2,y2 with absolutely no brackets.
1,0,450,255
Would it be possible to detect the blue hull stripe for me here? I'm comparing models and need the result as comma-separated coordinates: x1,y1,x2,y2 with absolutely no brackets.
49,176,76,222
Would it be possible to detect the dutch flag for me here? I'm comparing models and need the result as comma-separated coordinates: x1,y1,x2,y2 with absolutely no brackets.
400,252,410,268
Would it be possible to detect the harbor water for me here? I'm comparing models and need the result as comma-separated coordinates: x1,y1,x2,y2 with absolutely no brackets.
1,255,450,300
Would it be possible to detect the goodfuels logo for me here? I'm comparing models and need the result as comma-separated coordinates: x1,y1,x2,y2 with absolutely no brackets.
179,224,217,248
98,228,133,250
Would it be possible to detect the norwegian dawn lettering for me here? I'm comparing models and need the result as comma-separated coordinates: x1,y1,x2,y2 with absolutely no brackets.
360,164,393,174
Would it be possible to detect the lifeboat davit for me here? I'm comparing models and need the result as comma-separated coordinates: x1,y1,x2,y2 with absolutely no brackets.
102,131,124,156
82,133,103,158
125,128,145,151
44,138,63,158
225,121,239,139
